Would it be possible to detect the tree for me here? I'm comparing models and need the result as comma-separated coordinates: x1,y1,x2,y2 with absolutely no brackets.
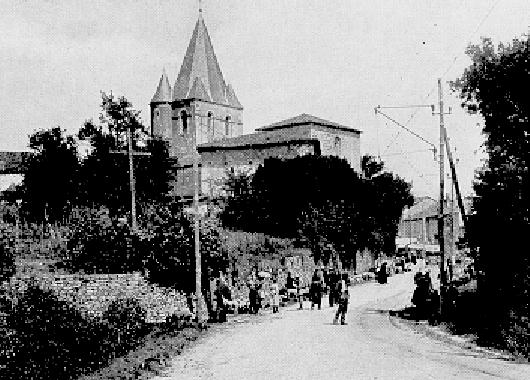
20,127,80,222
78,93,173,214
452,36,529,352
221,154,413,268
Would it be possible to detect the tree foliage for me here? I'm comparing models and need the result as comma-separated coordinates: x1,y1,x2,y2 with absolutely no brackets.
20,127,80,222
452,35,529,353
221,154,413,267
78,93,173,213
18,93,173,222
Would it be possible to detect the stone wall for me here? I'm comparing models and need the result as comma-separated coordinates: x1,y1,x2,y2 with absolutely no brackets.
9,272,191,324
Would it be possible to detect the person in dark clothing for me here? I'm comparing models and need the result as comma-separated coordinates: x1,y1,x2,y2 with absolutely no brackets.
333,273,349,325
328,270,337,307
249,283,260,314
378,262,388,284
310,269,322,310
286,272,295,290
214,279,231,323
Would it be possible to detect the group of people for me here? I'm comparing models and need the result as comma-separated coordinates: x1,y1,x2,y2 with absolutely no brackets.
287,269,351,325
211,268,352,325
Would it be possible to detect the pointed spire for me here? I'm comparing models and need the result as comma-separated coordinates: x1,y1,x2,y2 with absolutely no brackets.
173,13,242,109
188,77,211,101
151,68,172,103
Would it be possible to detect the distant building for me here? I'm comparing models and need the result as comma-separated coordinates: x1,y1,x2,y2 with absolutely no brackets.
150,10,361,201
397,196,460,254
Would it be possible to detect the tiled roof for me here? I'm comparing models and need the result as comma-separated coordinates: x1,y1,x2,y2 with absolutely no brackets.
197,131,318,151
402,197,438,220
188,77,211,102
151,69,172,103
173,14,242,109
257,113,361,134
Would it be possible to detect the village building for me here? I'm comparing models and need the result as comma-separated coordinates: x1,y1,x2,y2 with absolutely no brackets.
150,10,361,201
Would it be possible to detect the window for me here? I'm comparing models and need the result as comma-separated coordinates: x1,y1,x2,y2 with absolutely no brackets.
181,110,188,135
225,115,231,136
334,136,342,155
207,111,214,141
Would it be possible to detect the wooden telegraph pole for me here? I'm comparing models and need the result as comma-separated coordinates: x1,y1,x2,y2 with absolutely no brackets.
433,78,451,315
111,127,150,232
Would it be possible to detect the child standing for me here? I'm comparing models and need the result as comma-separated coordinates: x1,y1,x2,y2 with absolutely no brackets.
333,273,350,325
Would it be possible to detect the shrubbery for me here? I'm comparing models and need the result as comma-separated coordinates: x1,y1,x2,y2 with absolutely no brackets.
0,225,15,282
66,203,228,295
2,284,150,380
67,207,143,274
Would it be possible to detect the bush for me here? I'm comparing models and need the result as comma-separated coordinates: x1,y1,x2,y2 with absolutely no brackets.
140,202,227,293
102,298,147,350
2,284,155,379
5,283,113,379
67,207,144,274
0,241,15,283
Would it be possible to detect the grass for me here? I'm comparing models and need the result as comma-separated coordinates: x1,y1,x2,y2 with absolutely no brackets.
79,324,205,380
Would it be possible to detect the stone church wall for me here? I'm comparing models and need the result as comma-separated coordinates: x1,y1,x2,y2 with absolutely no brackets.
309,126,361,173
200,142,318,197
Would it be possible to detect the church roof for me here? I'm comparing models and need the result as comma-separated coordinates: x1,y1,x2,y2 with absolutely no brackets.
151,69,172,103
188,77,211,102
257,113,361,134
197,131,319,152
173,13,242,109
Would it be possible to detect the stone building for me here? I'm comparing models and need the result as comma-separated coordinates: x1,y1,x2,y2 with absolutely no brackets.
397,196,460,254
150,10,361,200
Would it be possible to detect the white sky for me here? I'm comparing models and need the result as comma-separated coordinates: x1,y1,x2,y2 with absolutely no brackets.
1,0,529,198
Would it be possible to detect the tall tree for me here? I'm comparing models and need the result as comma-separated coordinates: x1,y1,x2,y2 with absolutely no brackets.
78,93,173,214
451,36,529,349
222,154,413,267
20,127,80,222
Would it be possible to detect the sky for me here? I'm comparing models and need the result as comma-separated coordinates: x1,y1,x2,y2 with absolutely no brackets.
1,0,529,198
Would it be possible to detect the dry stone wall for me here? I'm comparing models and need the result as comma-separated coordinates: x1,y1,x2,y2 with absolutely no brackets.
10,272,191,324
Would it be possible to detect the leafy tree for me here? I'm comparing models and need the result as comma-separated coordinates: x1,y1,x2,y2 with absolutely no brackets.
141,202,227,293
78,93,173,214
221,154,413,268
451,36,529,352
20,127,80,222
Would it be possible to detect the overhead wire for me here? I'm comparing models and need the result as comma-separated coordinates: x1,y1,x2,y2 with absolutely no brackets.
376,0,501,194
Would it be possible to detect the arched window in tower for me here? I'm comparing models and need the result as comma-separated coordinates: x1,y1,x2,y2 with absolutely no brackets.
207,111,214,142
334,136,342,155
225,115,231,137
181,110,188,135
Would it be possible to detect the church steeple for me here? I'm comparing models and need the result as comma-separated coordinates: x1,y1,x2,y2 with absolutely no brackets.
151,68,172,103
173,11,242,109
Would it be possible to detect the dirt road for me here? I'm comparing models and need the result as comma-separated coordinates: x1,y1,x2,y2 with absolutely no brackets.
152,271,529,379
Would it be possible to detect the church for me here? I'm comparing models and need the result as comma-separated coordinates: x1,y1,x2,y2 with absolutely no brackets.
150,9,362,201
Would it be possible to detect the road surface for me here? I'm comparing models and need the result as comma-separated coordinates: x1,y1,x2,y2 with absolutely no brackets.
153,270,529,380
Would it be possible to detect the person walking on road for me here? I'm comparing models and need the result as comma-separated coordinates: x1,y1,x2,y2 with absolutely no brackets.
333,273,349,325
296,276,304,310
271,278,280,313
328,269,337,307
310,269,323,310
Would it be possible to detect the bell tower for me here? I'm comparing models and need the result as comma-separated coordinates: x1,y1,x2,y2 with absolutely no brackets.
149,7,243,198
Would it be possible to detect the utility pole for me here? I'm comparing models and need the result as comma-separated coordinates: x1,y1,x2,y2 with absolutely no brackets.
127,128,137,231
110,127,150,232
432,78,451,314
192,106,203,325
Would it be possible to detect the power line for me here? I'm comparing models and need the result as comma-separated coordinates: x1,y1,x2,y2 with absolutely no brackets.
381,0,500,155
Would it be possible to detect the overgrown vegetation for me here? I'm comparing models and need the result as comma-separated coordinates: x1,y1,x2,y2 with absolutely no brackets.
2,284,149,379
221,154,413,267
17,93,173,223
451,35,529,357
